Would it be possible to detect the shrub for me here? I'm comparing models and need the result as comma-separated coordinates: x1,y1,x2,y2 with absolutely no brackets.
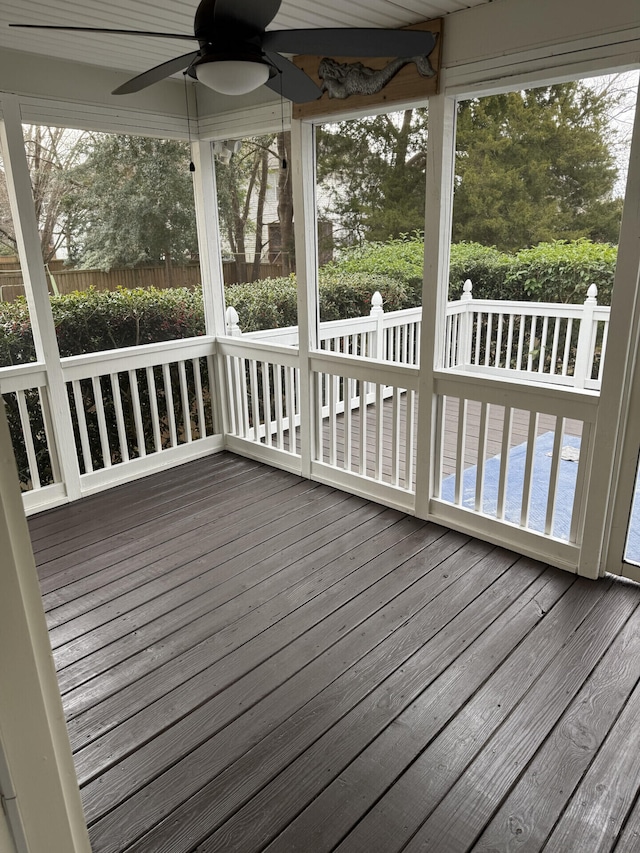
224,277,299,331
448,242,517,300
507,240,617,305
225,271,412,332
325,233,424,305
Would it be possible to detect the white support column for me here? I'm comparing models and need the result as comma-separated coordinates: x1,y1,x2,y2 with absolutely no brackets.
580,78,640,579
290,119,319,479
0,95,81,501
0,401,91,853
191,137,229,438
414,93,458,519
191,138,227,336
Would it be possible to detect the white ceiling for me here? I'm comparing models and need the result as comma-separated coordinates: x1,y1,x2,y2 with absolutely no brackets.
1,0,492,82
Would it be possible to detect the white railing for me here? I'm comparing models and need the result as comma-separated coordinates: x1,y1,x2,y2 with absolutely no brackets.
430,369,599,568
310,350,418,511
60,337,221,494
228,282,608,390
444,281,609,390
227,291,422,366
217,336,302,472
0,362,65,511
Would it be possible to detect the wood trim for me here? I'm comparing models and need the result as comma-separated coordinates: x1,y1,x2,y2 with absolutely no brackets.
293,20,441,121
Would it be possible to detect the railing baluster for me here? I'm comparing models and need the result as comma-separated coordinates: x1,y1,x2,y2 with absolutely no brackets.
39,387,62,483
516,314,525,370
16,389,41,489
192,358,206,440
146,366,162,452
375,382,384,481
505,315,515,369
261,361,272,447
527,317,537,372
520,411,538,528
539,316,549,374
496,406,513,520
162,364,178,448
92,376,111,467
344,376,353,471
329,372,338,466
274,364,284,450
475,401,488,512
545,418,564,536
128,368,146,457
72,379,93,474
570,422,590,543
550,318,561,377
391,386,401,486
178,361,192,444
111,372,130,462
284,365,295,452
359,378,367,476
405,388,415,490
249,358,260,443
495,314,504,368
562,318,573,376
597,321,609,384
224,356,237,436
433,394,445,499
454,397,467,506
484,313,493,367
474,313,482,365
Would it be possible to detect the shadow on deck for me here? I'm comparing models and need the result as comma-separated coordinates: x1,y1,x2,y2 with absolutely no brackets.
29,452,640,853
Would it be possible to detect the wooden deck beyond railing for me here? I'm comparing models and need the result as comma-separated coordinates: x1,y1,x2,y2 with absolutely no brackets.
31,452,640,853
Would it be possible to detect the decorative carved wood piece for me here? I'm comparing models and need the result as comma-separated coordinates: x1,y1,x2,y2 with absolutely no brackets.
293,19,442,120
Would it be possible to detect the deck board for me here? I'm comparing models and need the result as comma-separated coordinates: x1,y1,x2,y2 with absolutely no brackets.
29,451,640,853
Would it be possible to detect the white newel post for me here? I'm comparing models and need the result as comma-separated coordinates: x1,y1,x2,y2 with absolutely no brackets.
459,279,474,367
225,306,242,337
573,284,598,389
370,291,384,360
0,96,81,501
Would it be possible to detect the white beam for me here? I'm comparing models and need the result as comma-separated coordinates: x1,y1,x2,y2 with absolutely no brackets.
0,95,81,501
581,76,640,578
290,118,319,479
414,93,457,520
0,401,91,853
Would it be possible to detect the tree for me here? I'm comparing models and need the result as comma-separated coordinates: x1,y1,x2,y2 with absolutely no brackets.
215,131,295,282
317,80,624,252
0,125,88,262
66,134,199,280
317,109,428,246
452,83,622,250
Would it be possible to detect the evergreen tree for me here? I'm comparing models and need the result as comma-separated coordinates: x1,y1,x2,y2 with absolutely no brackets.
452,84,622,250
66,134,199,277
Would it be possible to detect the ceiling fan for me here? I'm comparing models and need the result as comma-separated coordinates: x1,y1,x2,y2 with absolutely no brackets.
10,0,437,102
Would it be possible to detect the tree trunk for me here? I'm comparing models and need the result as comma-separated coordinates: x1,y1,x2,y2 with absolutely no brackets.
252,147,270,281
277,132,295,276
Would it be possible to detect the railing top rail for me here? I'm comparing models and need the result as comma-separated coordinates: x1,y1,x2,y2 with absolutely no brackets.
61,335,217,381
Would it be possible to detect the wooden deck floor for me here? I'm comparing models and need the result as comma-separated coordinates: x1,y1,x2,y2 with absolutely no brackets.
30,451,640,853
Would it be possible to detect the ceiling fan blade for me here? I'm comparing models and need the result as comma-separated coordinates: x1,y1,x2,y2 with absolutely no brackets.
206,0,282,33
9,24,198,40
263,28,436,58
264,52,322,104
112,51,200,95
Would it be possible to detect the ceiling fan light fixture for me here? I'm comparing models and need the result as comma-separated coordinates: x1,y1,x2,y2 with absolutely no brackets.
195,58,271,96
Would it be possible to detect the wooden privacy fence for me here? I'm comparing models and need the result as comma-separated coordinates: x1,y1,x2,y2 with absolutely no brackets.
0,260,284,301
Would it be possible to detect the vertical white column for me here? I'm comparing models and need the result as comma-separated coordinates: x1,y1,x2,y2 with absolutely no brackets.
0,402,91,852
0,95,81,500
414,93,458,519
580,77,640,579
191,136,229,437
290,118,319,478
